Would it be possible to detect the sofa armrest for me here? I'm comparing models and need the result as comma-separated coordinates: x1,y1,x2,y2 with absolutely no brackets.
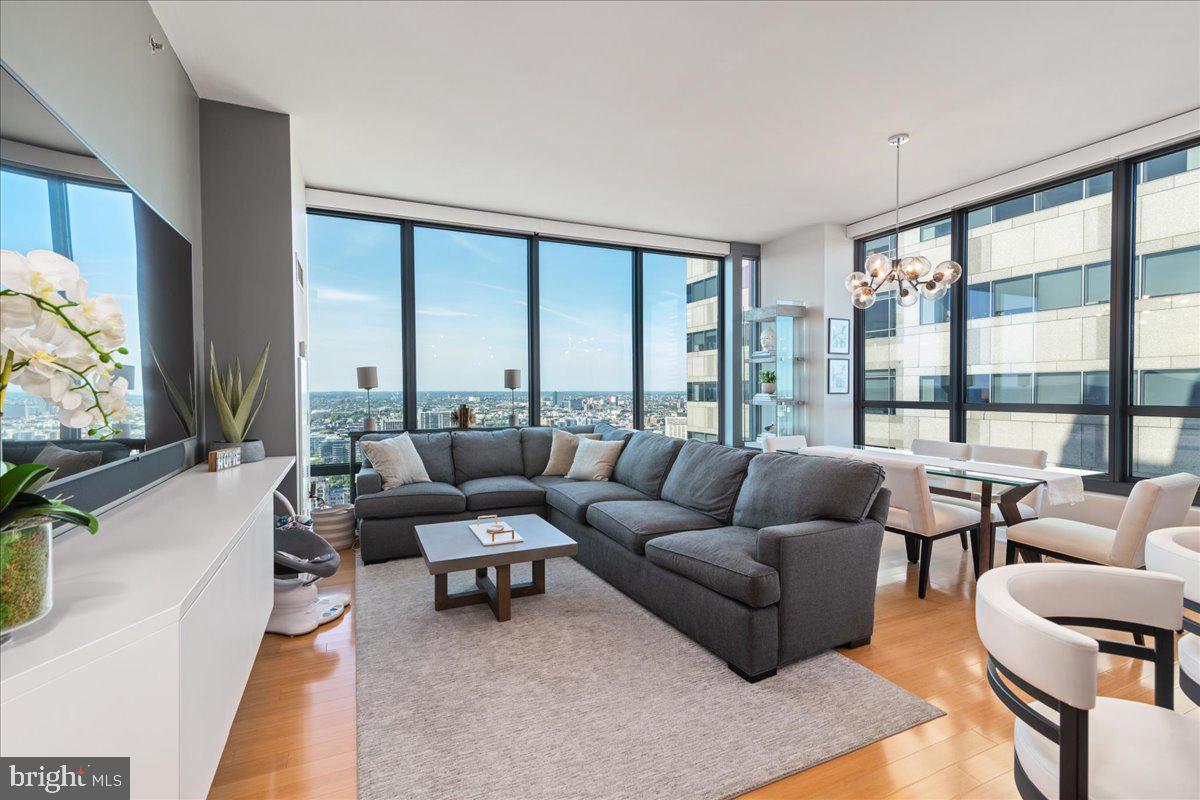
356,468,383,497
756,518,886,664
868,488,891,526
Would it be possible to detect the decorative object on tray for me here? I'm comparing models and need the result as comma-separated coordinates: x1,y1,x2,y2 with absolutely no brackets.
152,347,196,436
311,503,356,550
0,461,100,643
208,341,270,462
827,358,850,394
827,318,850,355
468,515,524,546
357,365,379,431
504,368,521,427
758,325,776,352
759,369,777,396
208,446,242,472
451,403,476,429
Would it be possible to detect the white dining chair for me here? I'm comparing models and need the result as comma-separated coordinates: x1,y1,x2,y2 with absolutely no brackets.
911,439,973,550
938,444,1048,527
1005,472,1200,569
869,455,982,599
1145,526,1200,705
762,434,808,453
976,563,1196,800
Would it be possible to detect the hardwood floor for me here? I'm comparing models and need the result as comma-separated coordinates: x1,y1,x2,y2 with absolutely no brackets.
209,535,1194,800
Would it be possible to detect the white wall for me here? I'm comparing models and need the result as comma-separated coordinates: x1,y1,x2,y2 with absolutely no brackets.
760,223,854,446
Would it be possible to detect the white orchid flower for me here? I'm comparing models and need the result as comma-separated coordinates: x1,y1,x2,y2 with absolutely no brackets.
64,293,126,350
0,292,40,328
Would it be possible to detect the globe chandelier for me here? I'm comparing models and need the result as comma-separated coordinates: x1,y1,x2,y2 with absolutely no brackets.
846,134,962,309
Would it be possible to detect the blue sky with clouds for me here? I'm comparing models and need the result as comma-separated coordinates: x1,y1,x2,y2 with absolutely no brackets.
307,214,688,393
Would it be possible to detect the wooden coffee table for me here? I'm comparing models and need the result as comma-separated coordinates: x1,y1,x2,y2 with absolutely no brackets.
414,514,578,622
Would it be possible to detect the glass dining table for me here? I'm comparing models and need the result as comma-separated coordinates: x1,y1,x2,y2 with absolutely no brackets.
779,446,1053,576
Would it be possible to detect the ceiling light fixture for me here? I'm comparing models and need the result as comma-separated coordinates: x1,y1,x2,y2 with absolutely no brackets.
845,134,962,310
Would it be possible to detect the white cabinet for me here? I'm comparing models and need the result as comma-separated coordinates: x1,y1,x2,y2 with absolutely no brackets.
1,458,293,799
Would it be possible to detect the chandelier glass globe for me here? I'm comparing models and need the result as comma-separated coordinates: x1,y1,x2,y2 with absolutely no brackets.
865,252,891,278
933,260,962,284
896,286,920,307
845,271,869,292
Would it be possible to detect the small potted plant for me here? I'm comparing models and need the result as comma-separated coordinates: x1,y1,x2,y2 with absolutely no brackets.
1,463,98,642
209,342,270,462
760,369,777,395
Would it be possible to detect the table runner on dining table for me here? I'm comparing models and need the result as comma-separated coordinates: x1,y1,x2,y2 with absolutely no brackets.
792,445,1087,507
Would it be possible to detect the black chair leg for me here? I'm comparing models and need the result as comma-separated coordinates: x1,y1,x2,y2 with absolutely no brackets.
904,534,919,564
1005,539,1018,565
1133,632,1145,646
918,538,933,599
959,531,969,551
969,528,981,579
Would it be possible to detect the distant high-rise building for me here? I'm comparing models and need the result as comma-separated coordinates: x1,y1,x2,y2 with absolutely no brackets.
665,415,689,439
419,410,453,429
684,257,720,441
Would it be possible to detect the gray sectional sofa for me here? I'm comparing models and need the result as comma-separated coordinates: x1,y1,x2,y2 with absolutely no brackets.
355,423,890,681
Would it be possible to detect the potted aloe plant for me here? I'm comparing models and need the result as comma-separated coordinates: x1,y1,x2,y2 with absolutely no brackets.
0,249,126,641
209,342,270,462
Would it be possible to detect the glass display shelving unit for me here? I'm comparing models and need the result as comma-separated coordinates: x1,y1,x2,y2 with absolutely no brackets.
742,301,806,448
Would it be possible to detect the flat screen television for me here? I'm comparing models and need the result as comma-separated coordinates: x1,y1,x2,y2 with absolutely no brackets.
1,65,197,523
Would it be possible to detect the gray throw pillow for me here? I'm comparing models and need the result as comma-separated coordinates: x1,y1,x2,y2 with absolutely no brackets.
34,443,103,480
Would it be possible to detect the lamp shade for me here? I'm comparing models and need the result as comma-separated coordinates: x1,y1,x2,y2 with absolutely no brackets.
356,366,379,390
503,369,521,390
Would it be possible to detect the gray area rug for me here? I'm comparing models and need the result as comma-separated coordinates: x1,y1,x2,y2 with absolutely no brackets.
356,556,942,800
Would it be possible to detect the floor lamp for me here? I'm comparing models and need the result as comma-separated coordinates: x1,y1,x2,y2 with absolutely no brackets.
357,366,378,431
504,369,521,428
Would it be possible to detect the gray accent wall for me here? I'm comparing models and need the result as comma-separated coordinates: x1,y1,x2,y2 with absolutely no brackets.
200,100,301,502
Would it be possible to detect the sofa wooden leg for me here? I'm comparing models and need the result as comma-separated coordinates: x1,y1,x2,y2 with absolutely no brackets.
839,636,871,649
728,663,777,683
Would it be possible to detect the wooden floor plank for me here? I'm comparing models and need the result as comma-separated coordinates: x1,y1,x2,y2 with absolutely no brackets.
209,534,1168,800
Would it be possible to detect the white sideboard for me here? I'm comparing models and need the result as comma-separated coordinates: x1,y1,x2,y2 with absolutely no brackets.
0,457,294,799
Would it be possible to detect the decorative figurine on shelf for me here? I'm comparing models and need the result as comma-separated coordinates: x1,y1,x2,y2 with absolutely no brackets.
759,325,777,353
357,366,378,431
451,404,476,429
760,369,777,395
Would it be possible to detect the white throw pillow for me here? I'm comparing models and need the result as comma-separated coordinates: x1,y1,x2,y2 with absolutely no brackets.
566,437,625,482
543,429,601,476
361,434,430,490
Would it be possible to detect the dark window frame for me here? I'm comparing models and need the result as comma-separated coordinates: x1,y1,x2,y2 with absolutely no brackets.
853,137,1200,499
305,209,729,482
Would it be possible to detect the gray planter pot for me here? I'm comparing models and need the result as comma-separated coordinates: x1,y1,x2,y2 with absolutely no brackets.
212,439,266,463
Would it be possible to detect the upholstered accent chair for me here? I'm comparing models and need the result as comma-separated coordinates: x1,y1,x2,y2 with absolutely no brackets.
1145,526,1200,705
1005,473,1200,568
976,563,1197,800
911,439,973,549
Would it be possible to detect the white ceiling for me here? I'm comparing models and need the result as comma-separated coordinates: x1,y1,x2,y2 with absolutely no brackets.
151,0,1200,244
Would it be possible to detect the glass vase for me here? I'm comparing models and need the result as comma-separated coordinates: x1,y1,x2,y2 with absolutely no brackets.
0,519,53,643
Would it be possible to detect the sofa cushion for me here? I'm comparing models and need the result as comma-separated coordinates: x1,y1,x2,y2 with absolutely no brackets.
593,421,635,442
646,527,780,608
520,427,553,477
612,431,685,498
543,481,651,523
732,452,886,529
451,429,524,483
530,474,575,489
458,475,546,511
361,431,454,484
355,482,466,519
660,439,756,523
586,500,723,555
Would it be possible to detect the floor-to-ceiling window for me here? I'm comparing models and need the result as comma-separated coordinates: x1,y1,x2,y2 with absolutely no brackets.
1130,145,1200,477
963,173,1113,471
413,226,529,428
307,213,404,505
859,218,952,448
538,241,633,428
643,252,721,440
852,138,1199,495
